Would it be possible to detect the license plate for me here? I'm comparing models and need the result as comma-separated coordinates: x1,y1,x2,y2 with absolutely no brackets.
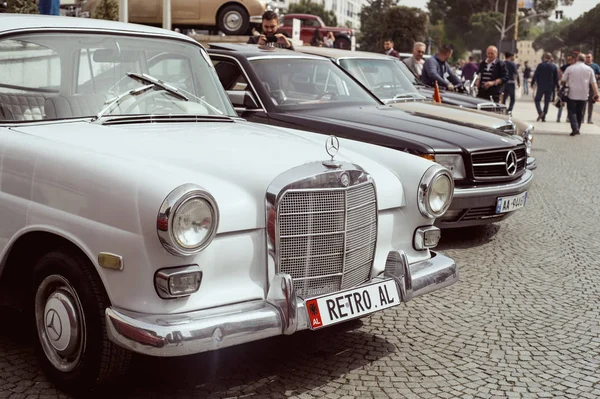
496,191,527,214
305,279,400,330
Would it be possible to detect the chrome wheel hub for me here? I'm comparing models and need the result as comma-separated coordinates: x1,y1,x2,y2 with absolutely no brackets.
36,275,86,372
224,11,242,31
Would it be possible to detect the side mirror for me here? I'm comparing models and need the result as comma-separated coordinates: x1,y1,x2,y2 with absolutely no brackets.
226,90,260,114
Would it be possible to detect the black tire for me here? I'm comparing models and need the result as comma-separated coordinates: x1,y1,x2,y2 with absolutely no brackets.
217,4,250,36
31,250,131,395
334,36,352,50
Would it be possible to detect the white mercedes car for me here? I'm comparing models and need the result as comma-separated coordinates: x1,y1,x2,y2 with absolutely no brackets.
0,14,458,394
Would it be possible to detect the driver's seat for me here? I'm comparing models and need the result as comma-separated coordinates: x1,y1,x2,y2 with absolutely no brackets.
45,94,106,119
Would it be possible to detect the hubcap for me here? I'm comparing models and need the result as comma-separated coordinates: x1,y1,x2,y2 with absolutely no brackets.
224,11,242,31
36,275,86,372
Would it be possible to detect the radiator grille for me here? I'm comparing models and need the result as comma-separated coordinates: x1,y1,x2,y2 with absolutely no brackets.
477,104,508,115
471,147,527,179
277,183,377,298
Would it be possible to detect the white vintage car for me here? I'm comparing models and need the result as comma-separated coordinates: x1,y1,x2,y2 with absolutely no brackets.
0,14,458,394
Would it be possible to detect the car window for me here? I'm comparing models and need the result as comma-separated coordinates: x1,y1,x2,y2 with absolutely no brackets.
339,58,421,102
0,33,237,122
249,57,378,110
0,40,60,93
302,19,320,27
212,59,249,92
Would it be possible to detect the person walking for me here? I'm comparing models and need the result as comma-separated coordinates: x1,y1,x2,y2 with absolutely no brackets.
421,43,462,91
403,42,426,79
502,52,520,113
383,39,400,58
561,53,600,136
582,53,600,124
557,54,575,123
461,56,479,83
475,45,508,103
531,53,559,122
522,61,532,95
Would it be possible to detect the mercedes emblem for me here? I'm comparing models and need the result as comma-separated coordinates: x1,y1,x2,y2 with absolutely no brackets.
325,135,340,160
505,150,518,176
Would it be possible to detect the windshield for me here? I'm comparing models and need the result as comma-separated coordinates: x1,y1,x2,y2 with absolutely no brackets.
249,57,379,111
0,33,236,122
392,59,426,86
338,58,423,103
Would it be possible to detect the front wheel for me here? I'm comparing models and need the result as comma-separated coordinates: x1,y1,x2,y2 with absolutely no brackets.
217,4,250,36
334,36,352,50
31,251,131,395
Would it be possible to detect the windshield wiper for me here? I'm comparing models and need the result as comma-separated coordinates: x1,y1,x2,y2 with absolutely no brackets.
91,83,157,122
126,72,189,102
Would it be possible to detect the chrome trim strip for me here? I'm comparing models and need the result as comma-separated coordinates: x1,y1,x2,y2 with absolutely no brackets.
471,146,527,156
452,169,533,199
105,252,457,357
247,55,327,61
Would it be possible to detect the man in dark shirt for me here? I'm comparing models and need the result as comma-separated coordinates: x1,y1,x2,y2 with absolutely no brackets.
502,52,520,113
461,56,479,82
522,61,532,95
247,10,294,50
421,43,461,90
531,53,559,122
475,45,509,103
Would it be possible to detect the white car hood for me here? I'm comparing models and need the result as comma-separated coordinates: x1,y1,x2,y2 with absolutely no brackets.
14,119,407,234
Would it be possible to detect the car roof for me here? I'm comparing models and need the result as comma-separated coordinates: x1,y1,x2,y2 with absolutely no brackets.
0,13,197,43
295,46,399,61
207,43,327,60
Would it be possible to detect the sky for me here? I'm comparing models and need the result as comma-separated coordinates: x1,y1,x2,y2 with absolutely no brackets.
399,0,599,21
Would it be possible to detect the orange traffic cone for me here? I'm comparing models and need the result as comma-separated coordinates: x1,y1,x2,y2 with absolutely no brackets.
433,81,442,103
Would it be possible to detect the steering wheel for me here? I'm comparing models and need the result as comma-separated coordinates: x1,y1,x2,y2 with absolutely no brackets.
122,90,188,114
315,91,337,100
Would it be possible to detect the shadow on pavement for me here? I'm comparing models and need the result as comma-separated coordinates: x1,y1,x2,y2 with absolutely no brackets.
436,223,501,251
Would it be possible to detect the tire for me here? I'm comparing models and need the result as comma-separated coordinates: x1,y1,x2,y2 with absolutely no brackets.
31,250,131,395
334,36,352,50
217,4,250,36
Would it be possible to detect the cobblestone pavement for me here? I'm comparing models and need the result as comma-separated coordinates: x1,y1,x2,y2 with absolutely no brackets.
2,132,600,399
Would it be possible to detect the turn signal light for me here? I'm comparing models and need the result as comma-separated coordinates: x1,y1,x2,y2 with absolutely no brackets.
414,226,441,250
419,154,436,161
155,265,202,299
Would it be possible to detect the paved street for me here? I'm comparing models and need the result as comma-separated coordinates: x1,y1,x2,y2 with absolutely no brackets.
2,97,600,399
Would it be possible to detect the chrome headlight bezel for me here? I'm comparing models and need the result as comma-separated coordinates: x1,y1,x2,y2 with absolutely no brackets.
157,184,219,256
523,125,534,155
418,166,455,219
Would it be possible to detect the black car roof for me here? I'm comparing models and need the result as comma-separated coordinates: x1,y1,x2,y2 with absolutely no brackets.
207,43,326,60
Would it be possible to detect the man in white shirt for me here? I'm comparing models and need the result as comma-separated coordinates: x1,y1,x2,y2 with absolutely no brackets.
562,53,600,136
403,42,426,78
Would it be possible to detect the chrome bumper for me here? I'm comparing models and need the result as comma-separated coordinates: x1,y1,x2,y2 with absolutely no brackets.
105,251,457,357
527,156,537,170
452,169,533,200
250,15,263,24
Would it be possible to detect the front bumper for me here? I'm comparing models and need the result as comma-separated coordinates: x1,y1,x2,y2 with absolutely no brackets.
436,169,534,228
250,15,263,24
105,250,457,357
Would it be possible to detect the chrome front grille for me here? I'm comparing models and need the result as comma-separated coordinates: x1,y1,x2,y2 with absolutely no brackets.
471,147,527,179
498,122,516,134
277,183,377,298
477,103,508,115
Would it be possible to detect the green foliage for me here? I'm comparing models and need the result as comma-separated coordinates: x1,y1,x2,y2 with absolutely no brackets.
91,0,118,21
287,0,338,27
7,0,39,14
468,11,504,53
359,1,427,53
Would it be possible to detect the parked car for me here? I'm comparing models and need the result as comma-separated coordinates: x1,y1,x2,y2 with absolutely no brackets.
82,0,269,35
207,43,533,228
295,47,536,169
278,13,353,49
0,14,459,394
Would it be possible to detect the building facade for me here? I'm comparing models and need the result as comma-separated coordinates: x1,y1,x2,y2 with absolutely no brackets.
515,40,544,70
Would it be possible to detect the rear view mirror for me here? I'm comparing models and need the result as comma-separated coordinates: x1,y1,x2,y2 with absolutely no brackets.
226,90,260,114
93,49,139,63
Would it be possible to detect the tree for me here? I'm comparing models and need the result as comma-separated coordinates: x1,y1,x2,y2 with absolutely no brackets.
469,12,505,51
287,0,338,27
7,0,38,13
359,1,427,53
91,0,118,21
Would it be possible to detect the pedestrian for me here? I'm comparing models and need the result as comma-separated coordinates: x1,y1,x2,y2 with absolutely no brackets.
402,42,426,79
383,39,400,58
247,10,294,50
421,43,462,91
582,52,600,124
557,53,575,122
561,53,600,136
522,61,532,95
461,56,479,84
38,0,60,15
531,53,559,122
502,52,520,113
323,31,335,48
475,45,508,103
310,29,323,47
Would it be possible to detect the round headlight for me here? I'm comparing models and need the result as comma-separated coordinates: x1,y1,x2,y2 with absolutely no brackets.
418,166,454,219
157,184,219,256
